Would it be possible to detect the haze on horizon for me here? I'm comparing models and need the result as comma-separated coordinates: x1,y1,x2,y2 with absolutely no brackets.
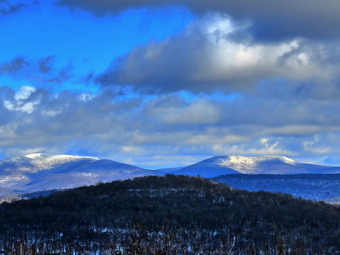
0,0,340,169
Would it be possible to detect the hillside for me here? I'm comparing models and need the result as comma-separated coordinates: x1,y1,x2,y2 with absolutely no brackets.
213,174,340,203
0,175,339,254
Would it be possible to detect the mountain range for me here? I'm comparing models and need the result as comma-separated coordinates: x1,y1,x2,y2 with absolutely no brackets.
0,153,340,199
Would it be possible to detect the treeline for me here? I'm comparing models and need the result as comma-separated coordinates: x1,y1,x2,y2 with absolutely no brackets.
0,175,339,254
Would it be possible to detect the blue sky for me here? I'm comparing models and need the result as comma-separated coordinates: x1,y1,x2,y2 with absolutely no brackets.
1,0,340,168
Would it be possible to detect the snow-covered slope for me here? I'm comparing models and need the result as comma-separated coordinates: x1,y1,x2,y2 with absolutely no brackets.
169,156,240,178
171,155,340,177
0,153,161,196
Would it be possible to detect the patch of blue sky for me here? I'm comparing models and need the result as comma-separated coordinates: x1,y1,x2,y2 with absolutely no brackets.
0,1,193,92
0,77,22,90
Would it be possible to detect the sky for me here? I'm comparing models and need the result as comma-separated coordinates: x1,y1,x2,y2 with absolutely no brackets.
0,0,340,168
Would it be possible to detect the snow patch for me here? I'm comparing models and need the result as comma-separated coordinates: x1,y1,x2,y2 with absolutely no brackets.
224,155,295,166
11,154,101,172
219,155,296,174
25,153,44,159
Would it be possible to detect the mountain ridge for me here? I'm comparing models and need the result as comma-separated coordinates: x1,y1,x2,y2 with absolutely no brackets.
1,153,340,198
171,155,340,177
0,153,162,196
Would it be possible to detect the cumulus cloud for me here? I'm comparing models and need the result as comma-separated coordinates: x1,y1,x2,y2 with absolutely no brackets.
3,86,38,113
57,0,340,41
1,86,340,167
96,15,340,94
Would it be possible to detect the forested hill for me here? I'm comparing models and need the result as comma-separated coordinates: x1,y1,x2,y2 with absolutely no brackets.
0,175,339,254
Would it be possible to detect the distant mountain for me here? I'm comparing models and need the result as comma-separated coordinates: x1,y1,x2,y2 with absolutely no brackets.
0,153,161,196
169,156,240,177
171,155,340,177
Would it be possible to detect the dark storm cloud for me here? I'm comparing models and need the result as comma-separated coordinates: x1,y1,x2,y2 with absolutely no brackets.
56,0,340,41
0,0,38,16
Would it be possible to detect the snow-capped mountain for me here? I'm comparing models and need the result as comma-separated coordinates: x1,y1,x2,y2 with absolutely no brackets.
168,156,240,178
0,153,161,196
1,153,340,201
171,155,340,177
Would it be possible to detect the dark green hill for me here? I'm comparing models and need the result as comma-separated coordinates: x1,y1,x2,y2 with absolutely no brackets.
0,175,339,254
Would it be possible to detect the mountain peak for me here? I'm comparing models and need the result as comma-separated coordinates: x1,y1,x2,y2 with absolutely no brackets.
218,155,296,174
23,153,99,161
223,155,296,166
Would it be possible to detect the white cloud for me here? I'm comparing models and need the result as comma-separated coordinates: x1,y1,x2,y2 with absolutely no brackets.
14,86,36,101
3,86,39,113
0,86,340,167
97,14,340,93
